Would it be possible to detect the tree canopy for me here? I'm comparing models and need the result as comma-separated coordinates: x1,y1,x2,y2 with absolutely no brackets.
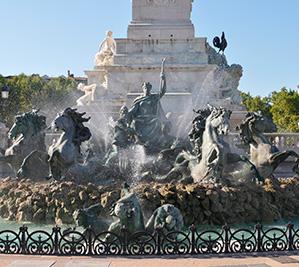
0,74,78,126
241,88,299,132
240,92,272,119
270,88,299,132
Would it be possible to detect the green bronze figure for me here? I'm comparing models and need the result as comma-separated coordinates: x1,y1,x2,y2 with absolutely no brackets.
127,58,171,153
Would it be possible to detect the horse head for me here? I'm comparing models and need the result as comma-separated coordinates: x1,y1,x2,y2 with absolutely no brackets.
240,112,276,145
52,108,92,145
8,110,46,140
53,109,75,133
207,107,231,136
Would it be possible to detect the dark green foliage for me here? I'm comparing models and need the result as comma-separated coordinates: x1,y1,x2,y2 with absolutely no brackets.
0,74,77,126
240,92,272,119
270,88,299,132
241,88,299,133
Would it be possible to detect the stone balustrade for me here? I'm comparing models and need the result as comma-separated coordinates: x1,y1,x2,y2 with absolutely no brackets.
226,133,299,163
265,133,299,153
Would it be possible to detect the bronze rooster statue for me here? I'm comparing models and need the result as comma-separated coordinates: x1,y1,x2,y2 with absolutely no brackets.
213,32,227,53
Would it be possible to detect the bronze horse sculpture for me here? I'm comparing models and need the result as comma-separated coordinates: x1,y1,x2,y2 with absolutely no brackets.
48,107,91,180
191,106,262,184
0,110,48,178
48,108,114,182
239,112,299,179
161,106,261,184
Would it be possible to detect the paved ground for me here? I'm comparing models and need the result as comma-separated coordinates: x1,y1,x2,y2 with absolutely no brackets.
2,254,299,267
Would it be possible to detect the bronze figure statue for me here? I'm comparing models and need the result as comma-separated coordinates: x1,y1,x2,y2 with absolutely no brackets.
127,58,172,153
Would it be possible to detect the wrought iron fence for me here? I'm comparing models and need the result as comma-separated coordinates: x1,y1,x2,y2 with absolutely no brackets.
1,224,299,256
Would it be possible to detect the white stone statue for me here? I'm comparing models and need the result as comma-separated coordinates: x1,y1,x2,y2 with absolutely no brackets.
76,83,97,106
94,30,117,66
0,122,9,151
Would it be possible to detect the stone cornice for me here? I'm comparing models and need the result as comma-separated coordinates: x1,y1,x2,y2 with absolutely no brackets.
87,64,217,73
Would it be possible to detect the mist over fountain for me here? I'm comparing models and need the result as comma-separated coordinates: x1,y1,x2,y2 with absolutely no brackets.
1,0,299,243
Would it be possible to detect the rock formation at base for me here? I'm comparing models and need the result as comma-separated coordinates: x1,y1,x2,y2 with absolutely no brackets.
1,177,299,226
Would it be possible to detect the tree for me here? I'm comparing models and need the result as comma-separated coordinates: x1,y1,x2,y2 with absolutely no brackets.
270,88,299,132
241,88,299,133
240,92,272,119
0,74,78,126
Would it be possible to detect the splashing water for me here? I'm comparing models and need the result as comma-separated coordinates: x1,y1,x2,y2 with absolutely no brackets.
130,145,155,185
115,145,155,185
172,68,215,139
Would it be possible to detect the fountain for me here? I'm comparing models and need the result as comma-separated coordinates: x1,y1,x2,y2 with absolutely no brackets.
1,0,299,258
0,83,299,227
1,93,299,255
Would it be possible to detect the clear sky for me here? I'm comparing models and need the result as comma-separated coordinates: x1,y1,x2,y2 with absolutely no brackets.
0,0,298,96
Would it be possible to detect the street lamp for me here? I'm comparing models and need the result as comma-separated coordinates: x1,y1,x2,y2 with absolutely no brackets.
1,84,10,99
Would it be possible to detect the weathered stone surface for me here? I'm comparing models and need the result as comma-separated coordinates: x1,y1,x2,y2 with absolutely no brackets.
101,191,120,209
1,178,299,226
82,0,246,138
128,0,195,40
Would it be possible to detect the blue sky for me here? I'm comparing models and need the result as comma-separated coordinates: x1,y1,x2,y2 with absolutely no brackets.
0,0,298,96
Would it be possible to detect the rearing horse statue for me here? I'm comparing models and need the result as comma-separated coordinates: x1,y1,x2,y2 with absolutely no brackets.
239,112,299,178
191,106,262,184
0,110,47,177
48,108,91,180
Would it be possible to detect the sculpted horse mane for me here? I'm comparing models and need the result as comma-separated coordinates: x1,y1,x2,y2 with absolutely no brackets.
239,112,299,178
8,110,47,140
48,108,93,180
0,110,47,175
239,112,273,147
62,108,91,146
191,106,262,184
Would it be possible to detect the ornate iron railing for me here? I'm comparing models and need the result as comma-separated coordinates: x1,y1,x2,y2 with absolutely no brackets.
0,224,299,256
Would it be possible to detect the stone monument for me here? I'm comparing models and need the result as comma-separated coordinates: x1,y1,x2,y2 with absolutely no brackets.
82,0,246,136
94,30,117,67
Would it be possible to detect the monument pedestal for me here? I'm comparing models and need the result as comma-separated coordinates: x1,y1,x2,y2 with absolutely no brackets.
128,0,195,40
82,0,246,134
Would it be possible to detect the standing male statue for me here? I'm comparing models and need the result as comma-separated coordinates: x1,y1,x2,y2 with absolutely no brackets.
127,58,171,153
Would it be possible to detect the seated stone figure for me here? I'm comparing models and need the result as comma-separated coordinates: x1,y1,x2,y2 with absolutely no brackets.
127,58,172,153
145,204,184,234
112,105,135,149
94,30,116,66
105,105,136,166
